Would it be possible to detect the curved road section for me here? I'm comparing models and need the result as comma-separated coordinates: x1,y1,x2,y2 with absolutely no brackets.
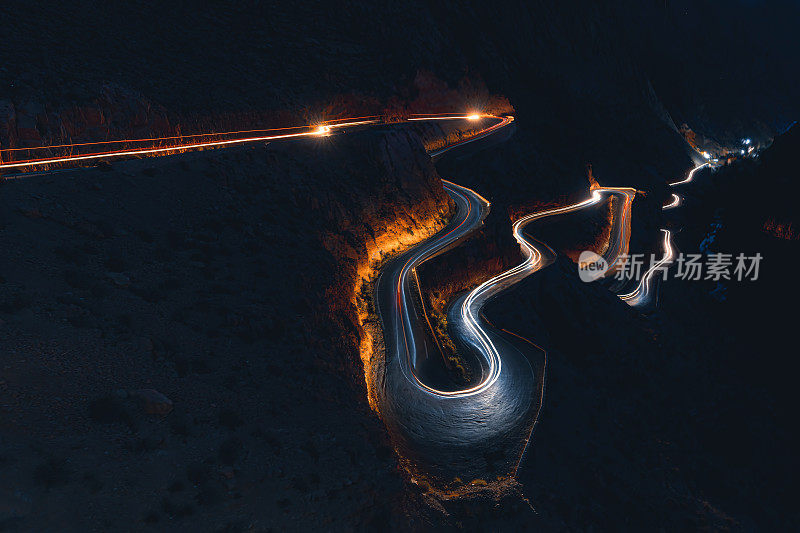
376,154,707,479
377,178,542,480
0,114,512,176
617,162,709,307
1,111,535,480
2,111,709,480
377,172,640,479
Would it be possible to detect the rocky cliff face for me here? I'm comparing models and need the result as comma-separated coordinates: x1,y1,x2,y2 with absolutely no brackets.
1,0,794,528
0,129,454,530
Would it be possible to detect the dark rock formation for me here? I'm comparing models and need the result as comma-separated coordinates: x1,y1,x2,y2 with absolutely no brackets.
0,129,451,530
0,0,795,529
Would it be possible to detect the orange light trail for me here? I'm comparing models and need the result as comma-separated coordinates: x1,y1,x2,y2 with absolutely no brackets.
0,113,508,174
0,125,310,153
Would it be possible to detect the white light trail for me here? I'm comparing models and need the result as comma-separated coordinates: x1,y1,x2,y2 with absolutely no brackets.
663,193,681,210
0,114,511,173
670,162,708,186
618,229,673,306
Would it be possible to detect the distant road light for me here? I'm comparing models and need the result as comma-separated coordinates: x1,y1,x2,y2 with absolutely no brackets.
743,138,751,145
702,151,711,159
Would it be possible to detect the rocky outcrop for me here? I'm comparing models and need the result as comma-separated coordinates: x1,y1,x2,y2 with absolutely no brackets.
0,86,173,150
0,70,508,155
300,127,455,406
0,127,452,530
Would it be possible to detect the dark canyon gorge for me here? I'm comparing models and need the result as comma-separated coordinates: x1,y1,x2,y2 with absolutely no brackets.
1,1,798,530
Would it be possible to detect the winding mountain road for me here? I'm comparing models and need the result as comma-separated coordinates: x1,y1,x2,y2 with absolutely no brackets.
0,114,511,175
376,174,653,478
2,110,702,482
616,162,709,307
376,178,541,478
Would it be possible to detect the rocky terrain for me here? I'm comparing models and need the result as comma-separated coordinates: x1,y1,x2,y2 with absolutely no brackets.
620,0,799,146
456,126,800,530
387,125,799,530
5,0,795,174
1,0,796,530
0,127,459,530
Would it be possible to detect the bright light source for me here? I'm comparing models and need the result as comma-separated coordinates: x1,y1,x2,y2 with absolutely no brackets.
314,125,331,135
702,151,711,159
743,138,751,145
467,114,481,121
740,149,745,155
